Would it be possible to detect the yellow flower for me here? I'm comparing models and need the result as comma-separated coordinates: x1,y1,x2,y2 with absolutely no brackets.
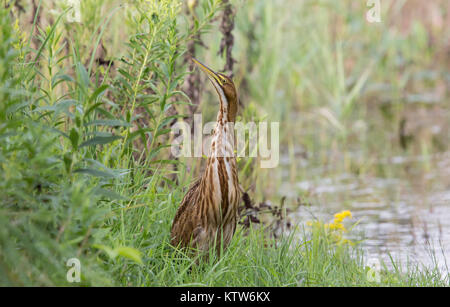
307,210,355,246
333,210,352,223
341,210,352,218
329,222,345,231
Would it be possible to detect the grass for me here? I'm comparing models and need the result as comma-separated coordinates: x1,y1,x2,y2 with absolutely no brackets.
110,203,449,286
0,0,449,286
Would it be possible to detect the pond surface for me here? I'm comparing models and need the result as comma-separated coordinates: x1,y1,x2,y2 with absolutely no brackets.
280,151,450,271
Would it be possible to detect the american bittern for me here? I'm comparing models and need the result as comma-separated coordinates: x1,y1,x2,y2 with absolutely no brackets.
171,58,240,255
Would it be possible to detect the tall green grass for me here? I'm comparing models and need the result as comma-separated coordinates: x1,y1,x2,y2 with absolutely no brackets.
229,0,449,193
1,0,448,286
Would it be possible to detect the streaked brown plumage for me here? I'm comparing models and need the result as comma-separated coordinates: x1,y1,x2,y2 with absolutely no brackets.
171,58,240,254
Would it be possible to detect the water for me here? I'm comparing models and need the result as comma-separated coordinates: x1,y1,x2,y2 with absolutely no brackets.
280,151,450,271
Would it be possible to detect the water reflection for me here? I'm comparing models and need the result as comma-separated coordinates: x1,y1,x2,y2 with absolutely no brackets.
280,152,450,270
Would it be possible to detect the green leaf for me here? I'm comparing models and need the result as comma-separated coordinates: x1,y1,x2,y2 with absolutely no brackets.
51,73,74,88
89,84,109,103
33,99,77,114
74,168,116,178
84,119,131,127
79,135,122,148
93,244,118,259
77,61,90,89
93,187,126,200
84,102,103,118
69,128,79,150
118,68,133,81
155,128,171,138
93,245,143,265
116,247,143,265
63,153,72,173
126,128,153,144
74,159,128,178
96,107,117,119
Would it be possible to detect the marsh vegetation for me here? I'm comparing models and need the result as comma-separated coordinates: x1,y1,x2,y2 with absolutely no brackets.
0,0,449,286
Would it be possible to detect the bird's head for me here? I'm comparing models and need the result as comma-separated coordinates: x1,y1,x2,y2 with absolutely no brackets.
192,58,238,122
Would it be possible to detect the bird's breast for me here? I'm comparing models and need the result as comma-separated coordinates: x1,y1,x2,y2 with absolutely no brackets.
206,124,240,226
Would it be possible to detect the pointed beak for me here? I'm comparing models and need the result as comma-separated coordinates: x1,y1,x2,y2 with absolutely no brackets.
192,57,223,86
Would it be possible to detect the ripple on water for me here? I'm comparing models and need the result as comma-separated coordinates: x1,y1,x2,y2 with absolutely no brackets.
286,152,450,271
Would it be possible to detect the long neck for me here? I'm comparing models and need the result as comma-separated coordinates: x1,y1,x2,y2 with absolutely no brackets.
210,113,234,159
199,91,239,224
199,115,238,227
209,89,235,159
210,80,237,124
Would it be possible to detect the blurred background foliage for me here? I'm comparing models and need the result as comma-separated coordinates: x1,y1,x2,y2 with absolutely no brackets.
0,0,449,285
